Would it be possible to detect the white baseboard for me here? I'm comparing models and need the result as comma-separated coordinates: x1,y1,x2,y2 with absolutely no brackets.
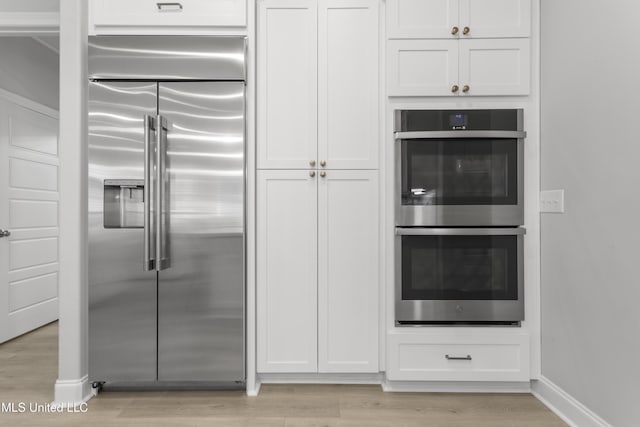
53,375,92,406
246,379,261,397
382,378,531,393
531,376,611,427
259,373,383,385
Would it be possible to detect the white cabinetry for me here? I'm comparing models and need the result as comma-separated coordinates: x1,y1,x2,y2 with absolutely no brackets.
388,0,530,39
257,0,380,376
387,0,531,96
387,331,530,382
389,38,530,96
89,0,246,34
257,170,379,373
258,0,379,170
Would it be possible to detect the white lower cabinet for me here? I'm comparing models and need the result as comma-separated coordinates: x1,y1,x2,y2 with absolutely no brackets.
387,331,530,382
257,170,379,374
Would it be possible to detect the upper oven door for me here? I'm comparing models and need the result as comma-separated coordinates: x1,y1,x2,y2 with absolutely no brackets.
396,131,524,226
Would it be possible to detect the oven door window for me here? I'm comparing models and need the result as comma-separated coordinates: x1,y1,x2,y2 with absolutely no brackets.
401,139,517,206
401,235,518,301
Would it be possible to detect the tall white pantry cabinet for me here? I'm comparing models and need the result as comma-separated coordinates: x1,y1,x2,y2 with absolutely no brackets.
257,0,380,373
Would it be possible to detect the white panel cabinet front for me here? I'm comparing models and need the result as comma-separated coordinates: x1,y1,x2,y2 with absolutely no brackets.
258,0,379,170
459,38,530,96
318,170,379,372
90,0,247,31
257,0,317,170
387,332,530,382
388,0,530,39
388,39,459,96
318,0,379,170
257,170,318,373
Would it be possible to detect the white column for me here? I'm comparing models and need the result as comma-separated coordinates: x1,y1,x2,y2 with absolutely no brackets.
54,0,90,405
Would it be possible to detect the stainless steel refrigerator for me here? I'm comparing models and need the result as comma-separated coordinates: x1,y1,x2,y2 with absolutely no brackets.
88,37,245,388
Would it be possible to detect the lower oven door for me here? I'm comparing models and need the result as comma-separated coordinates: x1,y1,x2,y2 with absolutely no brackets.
395,228,525,323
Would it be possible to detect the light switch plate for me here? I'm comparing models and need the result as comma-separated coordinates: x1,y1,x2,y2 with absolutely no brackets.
540,190,565,213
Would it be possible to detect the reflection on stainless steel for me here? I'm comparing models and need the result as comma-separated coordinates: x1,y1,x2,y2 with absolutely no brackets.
89,37,245,389
88,36,246,81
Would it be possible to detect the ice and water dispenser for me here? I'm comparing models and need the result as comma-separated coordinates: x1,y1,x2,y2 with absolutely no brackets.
103,179,145,228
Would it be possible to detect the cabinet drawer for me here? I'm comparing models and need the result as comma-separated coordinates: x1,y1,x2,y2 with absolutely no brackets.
387,332,530,382
90,0,246,29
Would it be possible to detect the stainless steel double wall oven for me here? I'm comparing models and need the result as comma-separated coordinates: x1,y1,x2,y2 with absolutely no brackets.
395,109,526,324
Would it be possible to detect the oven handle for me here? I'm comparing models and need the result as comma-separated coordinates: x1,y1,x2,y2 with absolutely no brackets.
395,228,526,236
394,130,526,140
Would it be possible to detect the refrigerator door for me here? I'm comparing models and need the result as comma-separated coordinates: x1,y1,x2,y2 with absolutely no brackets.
157,82,245,382
88,81,158,382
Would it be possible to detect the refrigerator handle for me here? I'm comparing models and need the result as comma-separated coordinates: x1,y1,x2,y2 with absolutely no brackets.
155,115,170,271
143,115,156,271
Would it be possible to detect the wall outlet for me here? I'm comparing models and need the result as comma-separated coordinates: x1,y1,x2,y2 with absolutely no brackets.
540,189,565,213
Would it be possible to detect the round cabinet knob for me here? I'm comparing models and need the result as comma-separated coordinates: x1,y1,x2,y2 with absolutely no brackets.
309,171,316,177
451,26,459,35
320,160,326,167
0,229,10,238
309,160,316,167
451,85,459,93
320,171,326,178
462,85,470,93
463,26,470,35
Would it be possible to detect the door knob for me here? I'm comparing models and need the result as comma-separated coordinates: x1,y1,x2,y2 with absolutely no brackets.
451,85,459,93
451,26,459,35
463,26,470,35
0,229,10,238
462,85,470,93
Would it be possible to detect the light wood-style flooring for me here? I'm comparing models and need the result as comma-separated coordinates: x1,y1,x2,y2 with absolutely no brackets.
0,322,567,426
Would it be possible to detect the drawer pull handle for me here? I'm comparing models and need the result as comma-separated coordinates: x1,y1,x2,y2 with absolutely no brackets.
157,2,183,12
445,354,472,361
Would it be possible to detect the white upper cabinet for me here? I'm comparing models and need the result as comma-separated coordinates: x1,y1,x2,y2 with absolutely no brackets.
388,0,458,39
318,0,379,170
89,0,247,34
388,0,530,39
459,38,530,96
258,0,379,170
460,0,531,38
257,0,318,170
388,39,459,97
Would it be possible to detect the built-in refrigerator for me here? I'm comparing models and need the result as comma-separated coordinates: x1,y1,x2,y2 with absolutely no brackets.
88,36,245,388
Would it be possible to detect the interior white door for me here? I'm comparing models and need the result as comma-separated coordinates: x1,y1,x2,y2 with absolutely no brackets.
318,170,379,372
318,0,379,170
257,170,318,372
0,93,59,343
257,0,318,170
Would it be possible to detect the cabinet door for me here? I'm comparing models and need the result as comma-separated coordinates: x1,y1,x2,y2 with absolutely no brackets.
388,40,459,97
387,0,459,39
459,38,530,96
90,0,246,29
460,0,530,38
257,0,318,169
318,0,379,170
318,170,379,373
257,170,318,372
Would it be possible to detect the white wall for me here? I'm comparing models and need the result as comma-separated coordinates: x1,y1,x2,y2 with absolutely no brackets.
0,0,58,13
0,37,59,110
540,1,640,426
